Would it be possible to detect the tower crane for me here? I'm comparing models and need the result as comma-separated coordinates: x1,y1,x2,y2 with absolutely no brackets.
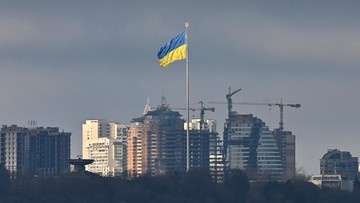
210,100,300,131
198,101,215,130
223,87,241,169
271,102,300,131
226,87,241,120
172,101,215,130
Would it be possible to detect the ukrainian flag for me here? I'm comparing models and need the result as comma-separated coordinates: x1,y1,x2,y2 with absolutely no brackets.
157,31,186,67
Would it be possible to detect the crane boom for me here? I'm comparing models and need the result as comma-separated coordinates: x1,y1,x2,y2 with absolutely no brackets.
268,102,301,131
226,87,241,119
172,101,215,130
210,100,301,131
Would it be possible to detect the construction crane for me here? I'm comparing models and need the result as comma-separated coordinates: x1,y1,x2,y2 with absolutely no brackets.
172,101,215,130
233,101,300,131
198,101,215,130
223,87,241,169
226,87,241,120
271,102,300,131
211,100,300,131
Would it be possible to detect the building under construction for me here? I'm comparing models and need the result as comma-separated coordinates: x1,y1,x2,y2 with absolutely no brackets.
273,128,296,180
224,114,285,180
222,87,296,180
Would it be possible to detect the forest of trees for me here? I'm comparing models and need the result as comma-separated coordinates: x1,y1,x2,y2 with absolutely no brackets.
1,164,360,203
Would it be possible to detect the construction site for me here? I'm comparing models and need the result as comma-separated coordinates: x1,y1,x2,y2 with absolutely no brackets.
126,87,300,181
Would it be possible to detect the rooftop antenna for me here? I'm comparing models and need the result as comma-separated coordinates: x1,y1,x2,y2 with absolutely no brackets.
28,120,37,129
160,96,168,108
143,97,152,115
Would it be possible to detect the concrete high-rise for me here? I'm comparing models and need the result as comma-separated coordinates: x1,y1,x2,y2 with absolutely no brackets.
223,114,284,180
0,125,70,177
82,119,128,176
131,103,186,176
128,99,214,177
273,129,296,180
187,118,223,182
128,117,144,177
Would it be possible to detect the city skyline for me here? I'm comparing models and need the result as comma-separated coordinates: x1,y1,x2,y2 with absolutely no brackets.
0,1,359,176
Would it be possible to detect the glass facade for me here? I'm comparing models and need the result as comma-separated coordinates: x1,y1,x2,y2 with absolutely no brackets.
224,114,284,180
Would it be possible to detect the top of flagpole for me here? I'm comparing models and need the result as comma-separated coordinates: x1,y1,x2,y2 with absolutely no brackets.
185,21,189,28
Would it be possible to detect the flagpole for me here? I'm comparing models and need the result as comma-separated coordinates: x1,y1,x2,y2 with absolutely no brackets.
185,21,190,172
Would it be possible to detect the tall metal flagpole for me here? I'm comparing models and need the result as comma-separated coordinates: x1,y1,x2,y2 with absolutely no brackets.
185,21,190,172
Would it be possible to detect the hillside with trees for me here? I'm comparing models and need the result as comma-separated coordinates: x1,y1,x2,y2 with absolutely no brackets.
1,165,360,203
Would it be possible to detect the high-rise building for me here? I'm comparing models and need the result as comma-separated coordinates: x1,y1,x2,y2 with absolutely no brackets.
82,119,128,176
128,99,213,177
0,125,70,177
320,149,359,181
0,125,27,176
128,117,144,177
188,118,223,182
134,103,186,176
223,114,284,180
273,129,296,180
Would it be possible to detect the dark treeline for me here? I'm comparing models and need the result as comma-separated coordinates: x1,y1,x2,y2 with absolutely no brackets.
1,167,360,203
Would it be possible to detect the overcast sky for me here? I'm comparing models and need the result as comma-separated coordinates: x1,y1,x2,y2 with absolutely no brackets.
0,0,359,175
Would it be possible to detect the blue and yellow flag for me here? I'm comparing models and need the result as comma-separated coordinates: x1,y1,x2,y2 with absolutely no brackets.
157,32,186,67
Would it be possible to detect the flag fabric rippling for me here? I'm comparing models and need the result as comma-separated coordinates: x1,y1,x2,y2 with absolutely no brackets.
157,31,186,67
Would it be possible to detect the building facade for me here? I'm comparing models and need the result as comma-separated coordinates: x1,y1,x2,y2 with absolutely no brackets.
310,175,343,190
188,118,223,182
82,119,128,176
320,149,359,181
130,104,187,176
0,125,70,177
273,129,296,180
128,118,144,177
223,114,284,180
186,118,217,133
128,100,214,177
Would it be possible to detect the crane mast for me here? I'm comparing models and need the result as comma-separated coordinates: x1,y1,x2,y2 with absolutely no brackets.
172,101,215,130
224,87,241,170
268,100,301,131
198,101,215,130
226,87,241,120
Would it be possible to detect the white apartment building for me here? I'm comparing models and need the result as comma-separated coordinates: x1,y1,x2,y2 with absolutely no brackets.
82,119,128,176
185,118,217,132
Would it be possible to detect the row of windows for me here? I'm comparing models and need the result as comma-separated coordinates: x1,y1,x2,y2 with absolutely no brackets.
257,157,280,160
258,165,284,169
259,147,279,152
91,160,109,165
